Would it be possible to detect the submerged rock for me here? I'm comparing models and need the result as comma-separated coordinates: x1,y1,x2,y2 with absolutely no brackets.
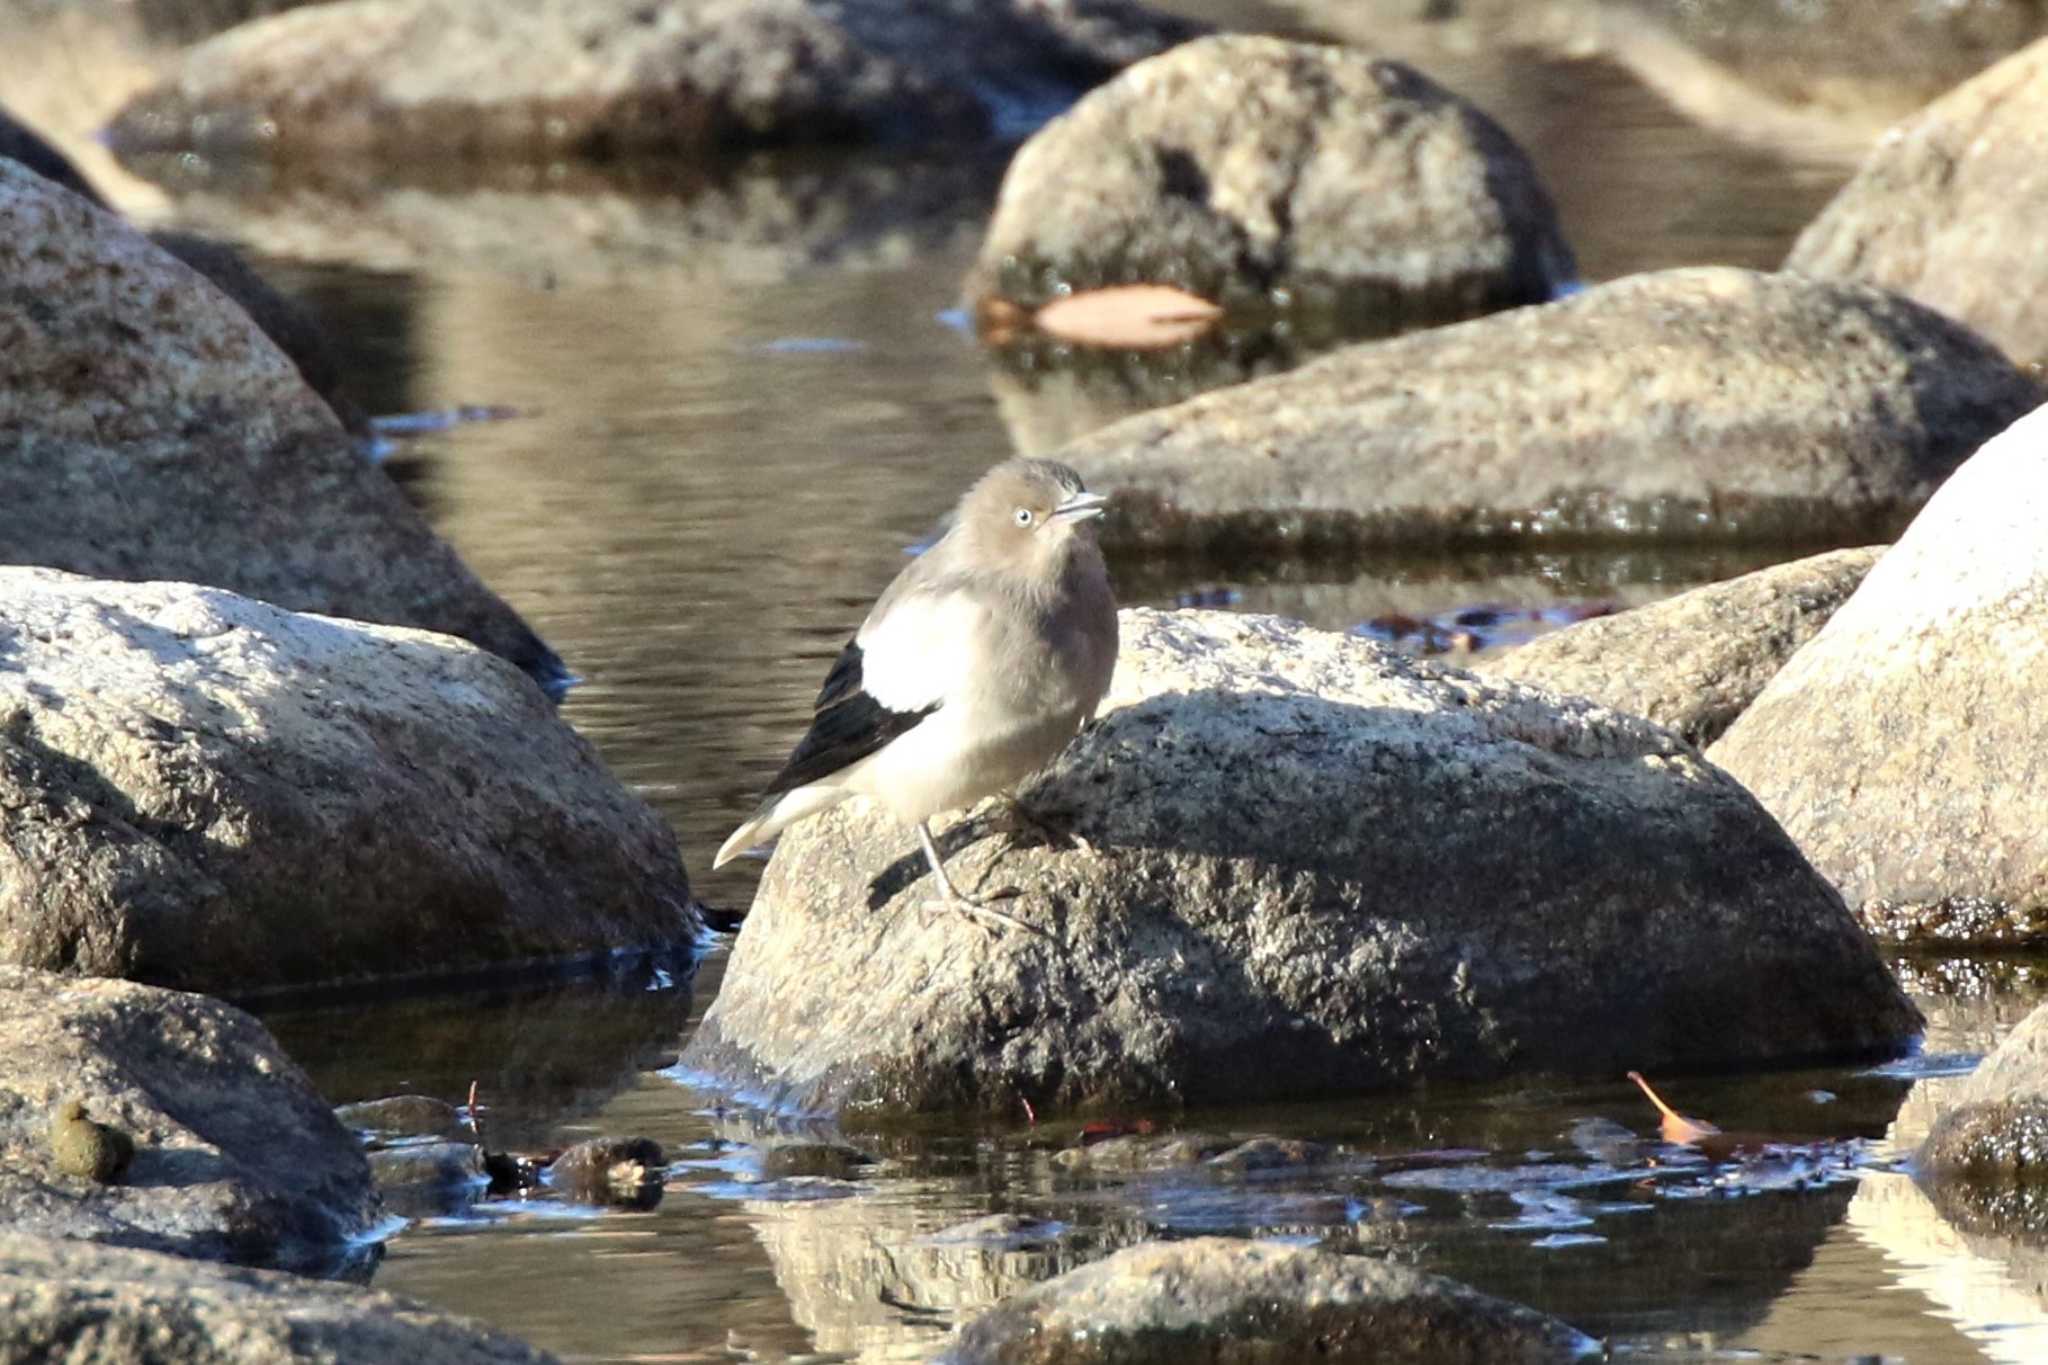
939,1237,1596,1364
1060,267,2036,553
0,1233,560,1363
0,967,377,1272
0,159,564,693
1711,404,2048,946
0,569,699,995
1787,37,2048,364
337,1095,470,1142
1478,546,1882,747
108,0,1203,163
682,608,1917,1116
963,35,1573,324
547,1136,667,1207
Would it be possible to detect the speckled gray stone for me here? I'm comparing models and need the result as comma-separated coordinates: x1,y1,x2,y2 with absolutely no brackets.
0,967,376,1272
682,608,1918,1116
1712,404,2048,946
0,160,563,690
107,0,1203,161
0,1233,558,1364
1479,546,1883,747
1788,37,2048,364
1057,268,2040,553
938,1238,1596,1365
963,34,1573,320
0,569,698,995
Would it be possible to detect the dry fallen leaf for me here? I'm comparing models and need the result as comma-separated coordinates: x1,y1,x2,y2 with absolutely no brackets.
1627,1070,1722,1145
1032,284,1224,350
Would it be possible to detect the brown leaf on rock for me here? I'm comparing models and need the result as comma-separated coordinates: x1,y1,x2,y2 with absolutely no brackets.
1033,285,1223,349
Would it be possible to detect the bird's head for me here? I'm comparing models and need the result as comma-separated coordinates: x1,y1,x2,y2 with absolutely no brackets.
957,458,1107,581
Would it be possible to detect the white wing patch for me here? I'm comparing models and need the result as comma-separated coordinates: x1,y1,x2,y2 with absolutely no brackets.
855,589,989,715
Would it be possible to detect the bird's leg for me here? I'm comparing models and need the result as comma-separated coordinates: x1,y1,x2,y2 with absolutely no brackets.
916,821,1046,937
991,794,1095,856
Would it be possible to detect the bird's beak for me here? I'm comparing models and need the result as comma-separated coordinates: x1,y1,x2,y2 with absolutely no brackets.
1051,489,1109,523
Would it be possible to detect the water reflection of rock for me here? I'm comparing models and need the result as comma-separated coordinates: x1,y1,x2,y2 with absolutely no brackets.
1816,961,2048,1364
118,151,1004,285
256,968,694,1151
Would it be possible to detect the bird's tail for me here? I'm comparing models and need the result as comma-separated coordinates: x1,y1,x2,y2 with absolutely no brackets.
712,785,852,869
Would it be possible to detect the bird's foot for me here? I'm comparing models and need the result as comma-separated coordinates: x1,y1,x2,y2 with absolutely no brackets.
922,887,1049,938
991,796,1095,857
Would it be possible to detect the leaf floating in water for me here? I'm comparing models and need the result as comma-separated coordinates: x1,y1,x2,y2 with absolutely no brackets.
1626,1070,1722,1146
1032,285,1224,350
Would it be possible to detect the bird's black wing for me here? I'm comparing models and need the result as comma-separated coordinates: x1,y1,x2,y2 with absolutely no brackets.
762,637,939,797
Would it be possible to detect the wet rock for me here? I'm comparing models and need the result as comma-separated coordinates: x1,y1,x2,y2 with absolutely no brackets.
939,1237,1596,1364
368,1141,488,1220
0,105,103,204
1053,1133,1233,1173
547,1136,667,1206
1059,267,2040,554
108,0,1204,164
0,569,699,995
0,967,377,1272
1787,37,2048,364
0,1233,560,1363
682,608,1918,1116
1920,1001,2048,1212
1477,546,1883,747
964,35,1573,325
1711,404,2048,946
0,159,565,692
1205,1136,1330,1174
367,1142,487,1189
337,1095,470,1142
759,1141,875,1181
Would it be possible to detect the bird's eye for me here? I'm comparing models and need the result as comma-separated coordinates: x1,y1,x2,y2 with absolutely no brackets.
1013,507,1035,527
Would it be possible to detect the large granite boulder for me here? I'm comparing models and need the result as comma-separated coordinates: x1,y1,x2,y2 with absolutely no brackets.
0,1233,558,1363
1057,268,2040,553
682,608,1918,1116
963,34,1574,325
1711,402,2048,946
1787,37,2048,364
0,159,564,693
940,1238,1595,1365
0,967,377,1272
1478,546,1882,747
0,569,698,995
107,0,1204,163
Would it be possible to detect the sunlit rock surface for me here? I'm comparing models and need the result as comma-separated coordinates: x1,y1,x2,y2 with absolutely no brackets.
683,608,1918,1116
1712,404,2048,946
1056,268,2040,553
107,0,1205,162
0,967,377,1272
0,1233,560,1364
1788,36,2048,366
1478,546,1883,747
963,35,1574,325
0,569,699,995
0,159,564,692
940,1237,1596,1364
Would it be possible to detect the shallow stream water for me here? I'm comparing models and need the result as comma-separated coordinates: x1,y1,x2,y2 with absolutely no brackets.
30,0,2048,1357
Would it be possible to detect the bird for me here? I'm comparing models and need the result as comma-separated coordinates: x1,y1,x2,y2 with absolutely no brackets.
714,458,1118,931
48,1097,135,1184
